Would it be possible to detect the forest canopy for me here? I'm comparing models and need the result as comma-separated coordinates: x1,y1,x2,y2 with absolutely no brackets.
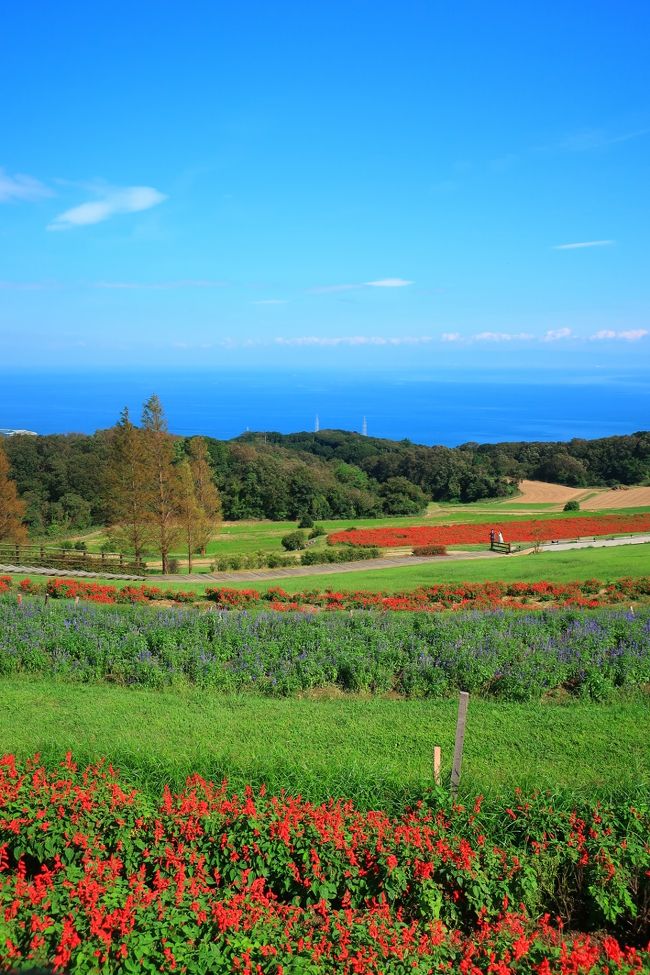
3,416,649,537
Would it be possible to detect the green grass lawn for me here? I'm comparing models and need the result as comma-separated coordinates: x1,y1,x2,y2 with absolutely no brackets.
236,543,650,593
0,679,646,808
64,503,650,563
6,541,650,595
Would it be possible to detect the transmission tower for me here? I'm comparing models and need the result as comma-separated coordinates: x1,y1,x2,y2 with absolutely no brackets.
315,414,320,432
362,416,367,436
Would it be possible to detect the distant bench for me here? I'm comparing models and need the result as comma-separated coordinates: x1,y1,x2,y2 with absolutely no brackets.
490,541,513,554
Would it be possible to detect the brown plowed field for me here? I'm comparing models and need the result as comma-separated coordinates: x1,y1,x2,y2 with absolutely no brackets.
580,486,650,509
510,480,593,504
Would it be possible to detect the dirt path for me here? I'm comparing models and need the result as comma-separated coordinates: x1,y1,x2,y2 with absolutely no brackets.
167,550,498,583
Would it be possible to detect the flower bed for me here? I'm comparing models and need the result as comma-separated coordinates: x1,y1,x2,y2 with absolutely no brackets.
1,599,649,699
0,755,648,973
2,573,650,613
328,513,650,547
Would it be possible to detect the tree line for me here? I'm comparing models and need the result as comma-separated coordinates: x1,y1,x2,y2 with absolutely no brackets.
2,411,649,552
1,396,222,572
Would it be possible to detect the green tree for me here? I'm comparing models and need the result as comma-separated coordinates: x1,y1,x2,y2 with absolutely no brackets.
176,460,203,572
0,444,28,543
379,476,428,515
141,395,181,574
188,437,223,556
106,408,151,562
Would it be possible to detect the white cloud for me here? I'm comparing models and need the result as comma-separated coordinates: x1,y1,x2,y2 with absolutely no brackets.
309,278,413,294
308,283,358,294
0,168,52,203
558,127,650,152
553,240,615,250
365,278,413,288
274,335,431,347
590,329,648,342
0,280,54,290
543,328,573,342
441,332,462,342
48,185,167,230
474,331,535,342
93,279,224,290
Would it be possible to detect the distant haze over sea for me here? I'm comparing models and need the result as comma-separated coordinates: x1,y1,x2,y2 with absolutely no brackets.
1,369,648,446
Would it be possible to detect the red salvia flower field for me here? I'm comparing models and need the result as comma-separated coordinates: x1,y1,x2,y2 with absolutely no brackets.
328,513,650,548
3,574,650,611
0,755,648,973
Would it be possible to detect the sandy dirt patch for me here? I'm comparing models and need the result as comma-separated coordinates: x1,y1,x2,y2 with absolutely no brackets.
510,480,595,505
580,486,650,509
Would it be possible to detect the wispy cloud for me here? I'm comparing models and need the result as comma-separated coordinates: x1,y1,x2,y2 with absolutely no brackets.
590,329,648,342
440,331,536,344
558,127,650,152
274,335,431,347
474,331,535,342
543,328,573,342
0,168,52,203
365,278,413,288
93,279,224,290
0,280,57,291
48,185,167,230
308,283,358,294
553,240,615,250
309,278,413,294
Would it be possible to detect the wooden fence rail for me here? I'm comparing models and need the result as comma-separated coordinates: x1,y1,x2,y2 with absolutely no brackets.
0,544,146,576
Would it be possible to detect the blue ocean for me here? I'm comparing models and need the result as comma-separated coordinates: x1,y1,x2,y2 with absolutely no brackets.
1,369,648,446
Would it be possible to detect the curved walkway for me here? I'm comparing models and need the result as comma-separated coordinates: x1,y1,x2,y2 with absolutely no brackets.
169,549,498,583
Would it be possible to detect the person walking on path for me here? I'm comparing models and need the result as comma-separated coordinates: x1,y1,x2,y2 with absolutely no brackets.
489,528,495,548
497,530,504,545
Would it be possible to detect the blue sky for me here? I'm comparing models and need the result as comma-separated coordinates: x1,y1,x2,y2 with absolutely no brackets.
1,0,649,372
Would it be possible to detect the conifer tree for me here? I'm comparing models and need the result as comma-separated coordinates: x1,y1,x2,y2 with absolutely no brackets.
141,395,181,574
106,408,151,563
0,444,28,544
176,459,203,572
188,437,222,556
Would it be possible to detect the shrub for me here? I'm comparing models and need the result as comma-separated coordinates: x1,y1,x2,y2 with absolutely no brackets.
167,558,180,573
298,513,314,528
564,500,581,511
309,524,326,538
412,544,448,556
301,545,380,565
281,530,307,551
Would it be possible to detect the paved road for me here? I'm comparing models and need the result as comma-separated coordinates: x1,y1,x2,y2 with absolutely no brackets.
531,534,650,554
167,549,498,583
0,564,145,581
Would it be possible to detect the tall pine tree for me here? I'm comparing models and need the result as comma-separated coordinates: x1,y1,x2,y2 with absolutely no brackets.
141,395,181,574
176,459,203,572
188,437,222,556
106,408,151,562
0,444,28,544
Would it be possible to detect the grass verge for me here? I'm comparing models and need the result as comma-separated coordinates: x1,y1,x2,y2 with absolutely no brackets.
0,679,647,809
5,541,650,595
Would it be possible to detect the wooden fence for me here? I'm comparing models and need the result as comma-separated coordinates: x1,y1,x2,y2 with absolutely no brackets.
0,544,146,576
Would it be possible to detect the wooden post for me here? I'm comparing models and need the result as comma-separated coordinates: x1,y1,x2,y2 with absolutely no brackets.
433,746,441,786
450,691,469,798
